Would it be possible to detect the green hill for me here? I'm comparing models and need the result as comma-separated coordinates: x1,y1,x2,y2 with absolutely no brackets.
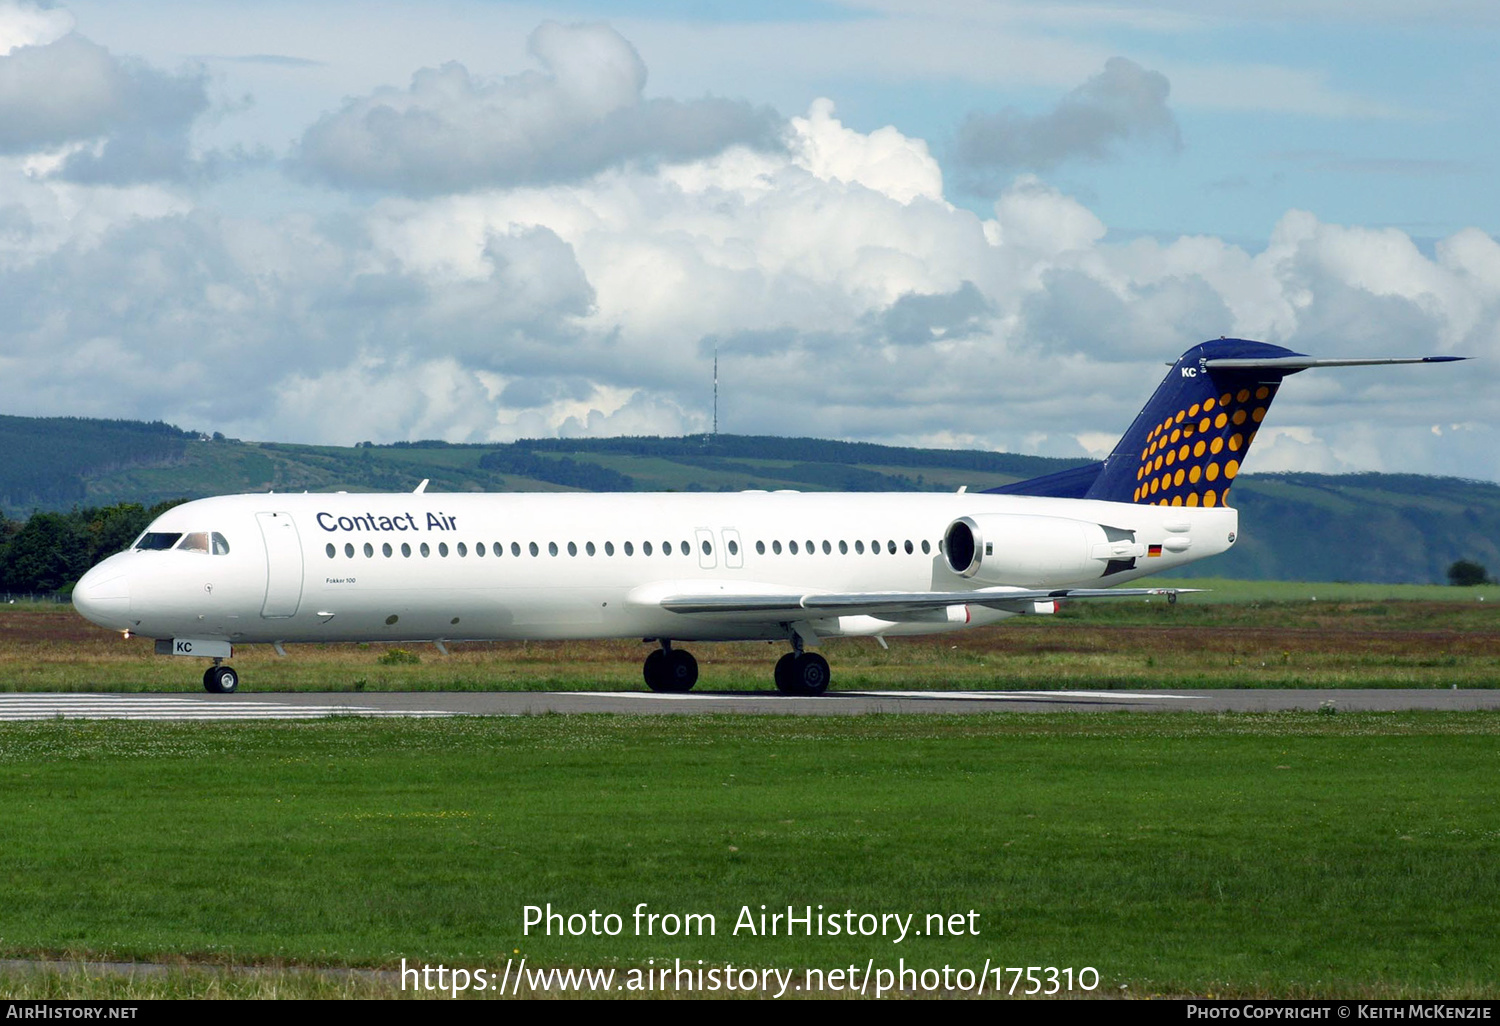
2,415,1497,585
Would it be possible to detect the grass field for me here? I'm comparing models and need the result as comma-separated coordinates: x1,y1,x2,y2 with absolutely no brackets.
2,581,1497,692
0,713,1496,999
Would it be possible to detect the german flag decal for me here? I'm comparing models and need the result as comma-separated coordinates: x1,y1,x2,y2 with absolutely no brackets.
1147,544,1163,557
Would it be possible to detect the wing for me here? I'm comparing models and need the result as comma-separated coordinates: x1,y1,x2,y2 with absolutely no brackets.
654,586,1196,620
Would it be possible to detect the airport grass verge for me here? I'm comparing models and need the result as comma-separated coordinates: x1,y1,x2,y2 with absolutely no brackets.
0,713,1496,998
2,593,1498,692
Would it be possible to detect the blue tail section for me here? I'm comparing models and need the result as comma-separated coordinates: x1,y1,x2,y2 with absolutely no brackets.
989,338,1301,508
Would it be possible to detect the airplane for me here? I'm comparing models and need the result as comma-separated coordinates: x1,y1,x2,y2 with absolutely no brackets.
71,338,1461,696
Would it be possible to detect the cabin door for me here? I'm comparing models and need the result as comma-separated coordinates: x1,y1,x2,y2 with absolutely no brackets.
256,511,304,618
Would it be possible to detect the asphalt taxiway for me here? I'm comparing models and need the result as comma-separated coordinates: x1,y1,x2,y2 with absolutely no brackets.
0,688,1497,720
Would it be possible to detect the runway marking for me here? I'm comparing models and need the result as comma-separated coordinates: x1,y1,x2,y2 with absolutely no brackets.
587,689,1202,702
0,694,455,721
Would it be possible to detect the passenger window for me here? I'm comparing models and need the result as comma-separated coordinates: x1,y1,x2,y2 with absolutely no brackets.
476,542,486,556
773,540,782,555
586,542,596,556
756,540,765,555
512,542,522,557
420,543,431,557
438,543,449,557
871,540,880,554
664,541,673,556
457,542,467,557
728,540,738,556
344,543,355,558
680,540,690,556
855,540,865,554
822,540,831,555
839,540,847,554
625,541,634,556
401,543,412,557
643,541,653,556
548,542,558,556
789,540,799,554
178,532,210,553
921,540,931,554
529,542,539,556
325,543,335,558
211,533,230,555
604,541,614,556
905,540,914,554
383,543,393,557
806,540,814,554
701,540,712,555
887,540,897,554
567,542,577,556
364,542,374,557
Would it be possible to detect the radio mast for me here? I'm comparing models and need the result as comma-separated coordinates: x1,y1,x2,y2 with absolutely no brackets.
713,348,718,437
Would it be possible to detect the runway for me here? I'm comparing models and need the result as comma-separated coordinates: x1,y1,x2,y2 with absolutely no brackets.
0,688,1497,720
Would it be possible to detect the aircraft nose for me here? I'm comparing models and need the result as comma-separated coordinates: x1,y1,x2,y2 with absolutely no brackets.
73,566,131,629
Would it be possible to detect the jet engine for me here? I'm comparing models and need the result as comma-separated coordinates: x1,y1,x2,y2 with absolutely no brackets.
943,514,1139,586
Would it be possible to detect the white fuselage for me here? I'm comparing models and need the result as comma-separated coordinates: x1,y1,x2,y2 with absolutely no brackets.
72,490,1237,647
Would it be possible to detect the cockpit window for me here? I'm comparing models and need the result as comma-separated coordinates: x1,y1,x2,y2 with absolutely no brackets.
135,532,182,551
212,532,230,555
177,532,210,553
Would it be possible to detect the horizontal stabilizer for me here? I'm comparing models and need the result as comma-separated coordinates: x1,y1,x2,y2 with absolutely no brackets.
659,586,1198,620
1203,355,1467,372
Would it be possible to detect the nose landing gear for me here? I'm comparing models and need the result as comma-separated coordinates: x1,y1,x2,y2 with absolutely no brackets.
203,660,239,694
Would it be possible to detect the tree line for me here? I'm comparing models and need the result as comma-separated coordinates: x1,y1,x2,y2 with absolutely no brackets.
0,501,185,594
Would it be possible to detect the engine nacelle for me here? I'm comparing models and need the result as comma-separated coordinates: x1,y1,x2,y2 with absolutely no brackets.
944,514,1119,586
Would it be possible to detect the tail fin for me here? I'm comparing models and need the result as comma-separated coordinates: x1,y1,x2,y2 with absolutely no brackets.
988,338,1464,508
1086,338,1296,508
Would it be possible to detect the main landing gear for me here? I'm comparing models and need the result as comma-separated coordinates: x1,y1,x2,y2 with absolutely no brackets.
773,634,830,696
642,636,832,696
643,640,699,693
203,660,239,694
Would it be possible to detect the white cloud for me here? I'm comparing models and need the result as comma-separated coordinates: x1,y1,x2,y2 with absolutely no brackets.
292,21,784,195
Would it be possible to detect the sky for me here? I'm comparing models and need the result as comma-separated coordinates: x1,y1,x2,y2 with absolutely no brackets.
1,0,1498,481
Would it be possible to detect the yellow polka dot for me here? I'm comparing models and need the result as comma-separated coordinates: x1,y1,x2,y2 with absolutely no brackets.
1221,487,1231,505
1170,428,1182,443
1210,436,1224,455
1255,386,1270,400
1137,466,1144,480
1162,418,1172,433
1228,433,1242,452
1173,468,1185,486
1175,410,1186,424
1248,430,1257,446
1225,459,1239,479
1186,492,1200,507
1133,487,1141,501
1206,463,1220,482
1159,499,1169,506
1232,409,1247,425
1189,465,1202,484
1204,490,1217,507
1183,424,1195,439
1204,397,1216,412
1220,393,1232,406
1166,449,1177,466
1252,406,1266,423
1150,477,1159,494
1141,449,1149,461
1215,412,1228,429
1170,495,1183,506
1157,455,1165,471
1178,444,1190,461
1193,440,1206,457
1198,417,1210,433
1236,388,1250,403
1188,403,1200,417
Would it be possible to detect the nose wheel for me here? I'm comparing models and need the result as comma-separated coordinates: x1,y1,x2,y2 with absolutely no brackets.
203,663,239,694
